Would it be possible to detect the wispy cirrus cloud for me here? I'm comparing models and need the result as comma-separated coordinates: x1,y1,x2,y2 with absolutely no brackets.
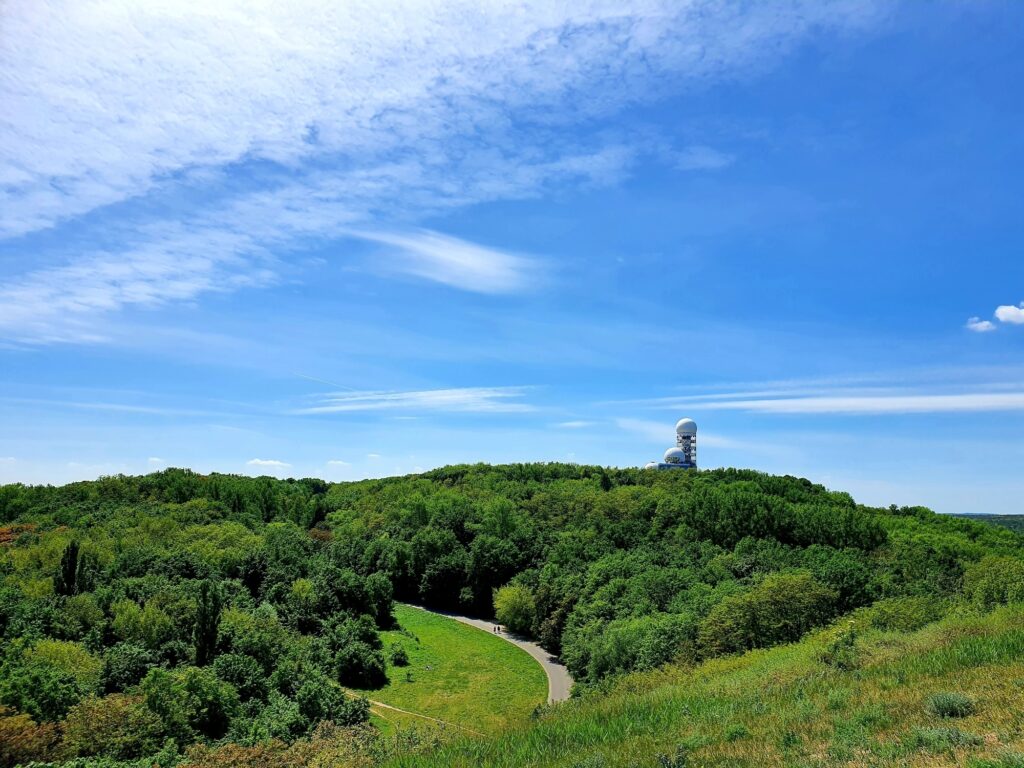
636,391,1024,415
294,386,535,415
0,229,275,344
0,0,887,344
347,229,538,294
614,417,746,448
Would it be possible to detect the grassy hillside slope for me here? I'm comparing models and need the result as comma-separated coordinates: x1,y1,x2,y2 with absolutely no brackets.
3,465,1024,768
367,603,546,734
390,604,1024,768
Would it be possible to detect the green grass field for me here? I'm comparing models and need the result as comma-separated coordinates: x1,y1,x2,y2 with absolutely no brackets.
385,604,1024,768
357,603,547,735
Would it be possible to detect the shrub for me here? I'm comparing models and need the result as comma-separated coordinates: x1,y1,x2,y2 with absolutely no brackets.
926,692,976,719
213,653,268,701
819,626,859,670
295,672,370,727
23,639,103,692
907,726,983,753
0,659,84,721
0,706,61,767
62,693,165,759
102,642,155,692
494,584,535,634
869,596,948,632
141,666,240,742
334,641,387,688
656,745,689,768
232,693,306,743
697,572,838,656
724,722,749,741
964,556,1024,610
389,642,410,667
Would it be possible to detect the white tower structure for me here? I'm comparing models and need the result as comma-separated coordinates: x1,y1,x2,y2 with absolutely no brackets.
643,417,698,469
674,418,697,468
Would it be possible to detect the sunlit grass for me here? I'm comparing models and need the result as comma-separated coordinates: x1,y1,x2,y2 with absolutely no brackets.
359,604,547,735
385,605,1024,767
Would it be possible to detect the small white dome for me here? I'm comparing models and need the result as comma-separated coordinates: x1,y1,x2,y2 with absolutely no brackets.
663,447,685,463
643,462,659,470
675,418,697,435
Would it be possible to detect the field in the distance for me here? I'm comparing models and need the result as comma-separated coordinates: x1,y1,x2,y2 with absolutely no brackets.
356,603,547,734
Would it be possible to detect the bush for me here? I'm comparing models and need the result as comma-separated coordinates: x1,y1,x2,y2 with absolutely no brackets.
62,693,165,759
295,673,369,726
141,666,240,742
926,692,976,719
869,596,948,632
819,626,859,670
213,653,268,701
102,642,155,692
335,642,387,688
697,572,838,656
232,693,306,743
0,659,85,721
494,584,535,634
964,556,1024,610
389,642,410,667
907,726,983,752
724,722,749,741
0,706,61,767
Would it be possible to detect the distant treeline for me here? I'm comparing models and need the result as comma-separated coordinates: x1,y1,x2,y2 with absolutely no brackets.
1,465,1023,767
956,513,1024,534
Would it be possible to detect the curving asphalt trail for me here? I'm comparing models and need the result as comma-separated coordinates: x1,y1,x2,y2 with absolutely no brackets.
401,603,574,703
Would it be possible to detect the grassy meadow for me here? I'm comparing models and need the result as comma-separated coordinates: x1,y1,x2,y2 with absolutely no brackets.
359,603,547,734
386,603,1024,768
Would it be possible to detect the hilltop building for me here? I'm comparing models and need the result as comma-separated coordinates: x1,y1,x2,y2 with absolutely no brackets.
643,418,698,470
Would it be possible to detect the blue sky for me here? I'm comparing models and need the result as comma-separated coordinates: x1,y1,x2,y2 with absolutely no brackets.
2,1,1023,513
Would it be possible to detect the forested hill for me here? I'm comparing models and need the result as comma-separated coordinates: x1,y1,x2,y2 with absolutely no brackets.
956,513,1024,534
2,465,1023,767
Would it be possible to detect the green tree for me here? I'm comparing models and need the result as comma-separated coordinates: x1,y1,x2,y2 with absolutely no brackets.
194,579,223,667
55,540,80,597
494,583,535,634
62,694,165,759
141,666,239,743
697,571,838,656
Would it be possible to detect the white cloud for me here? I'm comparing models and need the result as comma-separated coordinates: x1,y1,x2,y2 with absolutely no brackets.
0,0,886,343
326,459,351,467
366,453,382,460
966,316,997,333
147,457,165,465
348,229,537,294
0,226,275,343
556,420,597,428
295,386,535,414
0,457,15,464
995,303,1024,325
246,458,291,468
615,417,743,448
674,392,1024,415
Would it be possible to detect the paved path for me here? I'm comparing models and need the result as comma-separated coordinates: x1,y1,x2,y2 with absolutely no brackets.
402,603,574,703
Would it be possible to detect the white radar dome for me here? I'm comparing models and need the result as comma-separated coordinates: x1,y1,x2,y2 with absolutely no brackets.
675,418,697,435
643,462,659,470
663,447,685,464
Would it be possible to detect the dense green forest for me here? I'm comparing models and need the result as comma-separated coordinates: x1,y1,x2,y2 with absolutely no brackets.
2,464,1023,767
956,513,1024,534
